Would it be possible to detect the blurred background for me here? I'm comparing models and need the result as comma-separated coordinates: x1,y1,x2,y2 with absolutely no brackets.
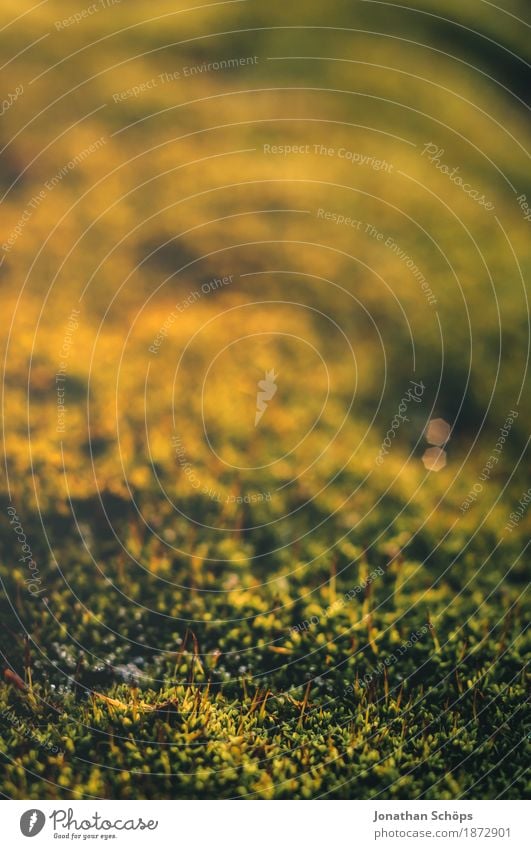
1,0,529,502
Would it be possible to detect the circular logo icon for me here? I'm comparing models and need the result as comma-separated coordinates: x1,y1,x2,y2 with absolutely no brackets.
20,810,46,837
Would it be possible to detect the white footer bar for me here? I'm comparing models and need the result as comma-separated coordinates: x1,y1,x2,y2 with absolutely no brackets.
4,799,528,849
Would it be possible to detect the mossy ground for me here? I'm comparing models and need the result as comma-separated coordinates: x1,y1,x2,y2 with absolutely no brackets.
0,0,529,799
